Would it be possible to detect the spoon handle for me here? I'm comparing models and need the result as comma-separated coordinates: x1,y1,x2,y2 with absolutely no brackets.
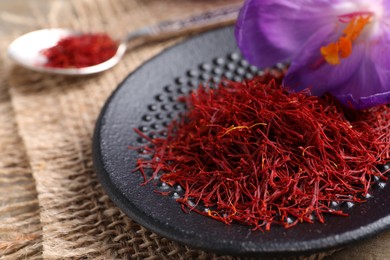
124,5,241,46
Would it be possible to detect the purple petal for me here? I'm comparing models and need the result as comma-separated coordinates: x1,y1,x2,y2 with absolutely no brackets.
284,25,363,96
331,40,390,109
235,0,337,68
382,0,390,13
285,29,390,109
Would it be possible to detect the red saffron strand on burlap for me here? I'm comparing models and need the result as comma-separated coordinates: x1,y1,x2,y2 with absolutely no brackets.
134,73,390,230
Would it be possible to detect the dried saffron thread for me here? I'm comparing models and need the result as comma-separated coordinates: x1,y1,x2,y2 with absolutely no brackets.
134,73,390,230
41,33,118,68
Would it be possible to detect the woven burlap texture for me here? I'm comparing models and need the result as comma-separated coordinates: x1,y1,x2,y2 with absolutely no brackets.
0,40,42,259
2,0,390,259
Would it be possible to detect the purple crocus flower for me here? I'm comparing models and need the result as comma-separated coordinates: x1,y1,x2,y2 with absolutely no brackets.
235,0,390,109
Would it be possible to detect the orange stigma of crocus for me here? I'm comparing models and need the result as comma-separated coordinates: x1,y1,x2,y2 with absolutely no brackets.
321,14,371,65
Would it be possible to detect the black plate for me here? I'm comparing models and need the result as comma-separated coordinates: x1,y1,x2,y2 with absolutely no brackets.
93,26,390,257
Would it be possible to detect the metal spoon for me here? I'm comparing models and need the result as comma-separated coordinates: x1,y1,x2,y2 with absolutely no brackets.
7,5,240,76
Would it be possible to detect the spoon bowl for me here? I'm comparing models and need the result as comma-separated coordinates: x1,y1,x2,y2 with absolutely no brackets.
8,28,127,75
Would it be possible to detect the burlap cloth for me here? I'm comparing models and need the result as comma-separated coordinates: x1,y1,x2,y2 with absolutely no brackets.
1,0,390,259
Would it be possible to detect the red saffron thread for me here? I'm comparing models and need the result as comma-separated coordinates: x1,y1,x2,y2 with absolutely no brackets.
41,33,118,68
134,73,390,230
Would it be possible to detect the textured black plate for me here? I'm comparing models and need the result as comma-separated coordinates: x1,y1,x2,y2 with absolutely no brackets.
93,26,390,257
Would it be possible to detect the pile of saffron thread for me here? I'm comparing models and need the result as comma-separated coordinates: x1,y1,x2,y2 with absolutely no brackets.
134,73,390,230
41,33,118,68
